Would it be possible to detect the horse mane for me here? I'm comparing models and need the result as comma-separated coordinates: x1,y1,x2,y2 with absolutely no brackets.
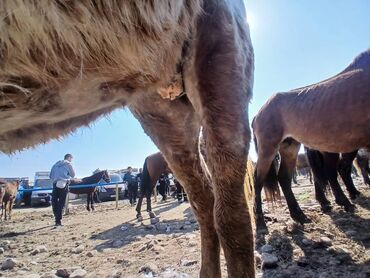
342,48,370,72
80,170,107,185
285,48,370,95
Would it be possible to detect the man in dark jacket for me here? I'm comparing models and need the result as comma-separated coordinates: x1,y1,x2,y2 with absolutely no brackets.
158,173,169,201
50,154,76,227
124,167,138,206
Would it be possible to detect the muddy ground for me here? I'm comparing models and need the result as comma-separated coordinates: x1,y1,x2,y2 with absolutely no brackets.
0,176,369,278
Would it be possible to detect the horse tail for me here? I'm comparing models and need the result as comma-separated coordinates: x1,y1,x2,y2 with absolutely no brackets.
252,123,281,205
261,156,281,204
141,158,151,194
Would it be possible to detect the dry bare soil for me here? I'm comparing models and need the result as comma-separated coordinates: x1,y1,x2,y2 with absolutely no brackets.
1,176,369,278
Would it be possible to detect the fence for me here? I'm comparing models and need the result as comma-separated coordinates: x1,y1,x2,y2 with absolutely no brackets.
18,182,126,213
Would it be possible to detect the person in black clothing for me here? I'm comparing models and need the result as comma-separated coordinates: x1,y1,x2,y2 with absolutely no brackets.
158,173,169,201
49,154,77,227
123,167,138,206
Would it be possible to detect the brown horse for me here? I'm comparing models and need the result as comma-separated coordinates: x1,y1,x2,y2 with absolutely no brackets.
253,49,370,231
0,2,255,276
136,152,170,220
1,180,20,221
69,170,111,211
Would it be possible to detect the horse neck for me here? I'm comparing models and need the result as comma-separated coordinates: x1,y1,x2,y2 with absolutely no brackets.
82,172,104,184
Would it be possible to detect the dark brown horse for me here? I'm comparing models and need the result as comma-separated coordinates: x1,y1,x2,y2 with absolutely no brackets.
70,170,110,211
136,152,170,220
0,1,255,276
253,49,370,231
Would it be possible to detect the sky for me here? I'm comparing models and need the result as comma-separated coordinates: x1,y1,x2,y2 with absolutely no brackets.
1,1,370,180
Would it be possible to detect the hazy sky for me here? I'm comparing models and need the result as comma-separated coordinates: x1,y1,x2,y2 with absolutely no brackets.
1,1,369,179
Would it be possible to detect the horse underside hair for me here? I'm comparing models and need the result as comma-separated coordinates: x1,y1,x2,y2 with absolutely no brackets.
0,0,201,153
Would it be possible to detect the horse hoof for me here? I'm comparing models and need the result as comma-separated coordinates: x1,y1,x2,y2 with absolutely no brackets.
349,191,361,200
344,204,356,213
321,204,333,213
292,214,311,225
149,212,157,219
136,214,143,222
256,218,268,234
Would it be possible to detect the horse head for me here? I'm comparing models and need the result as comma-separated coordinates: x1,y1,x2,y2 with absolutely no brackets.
101,170,111,183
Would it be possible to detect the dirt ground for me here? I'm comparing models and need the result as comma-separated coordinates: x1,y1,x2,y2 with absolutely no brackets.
1,176,369,278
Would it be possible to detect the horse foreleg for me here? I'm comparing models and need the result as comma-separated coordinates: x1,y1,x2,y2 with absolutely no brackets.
306,148,332,212
146,185,156,218
278,141,311,224
86,194,91,212
91,192,95,211
338,151,361,199
4,201,8,220
8,199,14,220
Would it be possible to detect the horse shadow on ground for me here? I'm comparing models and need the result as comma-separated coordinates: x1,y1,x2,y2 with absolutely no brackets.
0,225,52,238
352,190,370,211
327,208,370,248
256,223,369,278
91,202,197,252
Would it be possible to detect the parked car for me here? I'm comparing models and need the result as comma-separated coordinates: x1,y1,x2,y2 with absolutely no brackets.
31,178,53,206
15,179,32,207
96,173,125,202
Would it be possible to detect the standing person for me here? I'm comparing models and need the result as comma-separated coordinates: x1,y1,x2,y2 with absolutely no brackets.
49,154,76,227
124,167,138,206
158,173,168,201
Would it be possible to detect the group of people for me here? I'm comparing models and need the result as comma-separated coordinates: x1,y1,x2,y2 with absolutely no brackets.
49,154,187,227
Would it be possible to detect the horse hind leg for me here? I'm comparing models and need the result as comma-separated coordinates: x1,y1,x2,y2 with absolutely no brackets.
130,94,222,277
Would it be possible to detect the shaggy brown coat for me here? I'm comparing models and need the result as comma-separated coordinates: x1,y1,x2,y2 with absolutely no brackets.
0,1,255,277
253,49,370,230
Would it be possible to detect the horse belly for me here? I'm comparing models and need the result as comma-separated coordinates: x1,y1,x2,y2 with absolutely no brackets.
0,1,201,153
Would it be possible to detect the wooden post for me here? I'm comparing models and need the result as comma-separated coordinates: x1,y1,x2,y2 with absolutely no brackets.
115,183,119,209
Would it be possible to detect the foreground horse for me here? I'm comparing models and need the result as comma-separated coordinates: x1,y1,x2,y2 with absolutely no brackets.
1,181,20,220
0,1,255,276
253,49,370,230
136,152,170,220
69,170,111,211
